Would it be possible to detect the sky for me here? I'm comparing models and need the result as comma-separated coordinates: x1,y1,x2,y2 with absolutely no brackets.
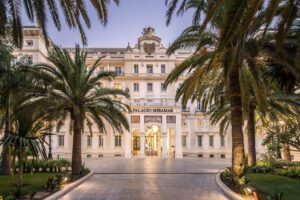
23,0,194,48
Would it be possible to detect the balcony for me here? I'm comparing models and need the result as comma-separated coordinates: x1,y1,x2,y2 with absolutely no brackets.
114,71,125,76
181,108,190,112
129,98,180,106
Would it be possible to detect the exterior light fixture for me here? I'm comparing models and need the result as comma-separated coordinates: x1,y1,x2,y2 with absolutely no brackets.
245,186,259,200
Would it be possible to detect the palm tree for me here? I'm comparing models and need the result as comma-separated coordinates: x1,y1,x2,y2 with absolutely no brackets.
1,111,48,188
23,45,130,175
0,38,17,175
165,0,299,180
0,0,120,48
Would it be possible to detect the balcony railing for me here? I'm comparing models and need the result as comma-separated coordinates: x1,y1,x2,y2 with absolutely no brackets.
114,71,125,76
129,98,180,106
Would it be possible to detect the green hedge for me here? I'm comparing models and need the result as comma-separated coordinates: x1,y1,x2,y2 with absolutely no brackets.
15,159,71,174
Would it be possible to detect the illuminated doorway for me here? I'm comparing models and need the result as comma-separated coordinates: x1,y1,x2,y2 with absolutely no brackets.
145,125,161,156
132,129,140,156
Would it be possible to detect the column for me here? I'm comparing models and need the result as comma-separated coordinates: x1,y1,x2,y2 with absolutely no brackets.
124,131,132,158
140,132,145,158
139,115,145,158
161,116,168,158
187,116,192,149
175,114,183,158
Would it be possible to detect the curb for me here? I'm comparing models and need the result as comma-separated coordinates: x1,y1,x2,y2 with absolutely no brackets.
215,170,245,200
44,171,94,200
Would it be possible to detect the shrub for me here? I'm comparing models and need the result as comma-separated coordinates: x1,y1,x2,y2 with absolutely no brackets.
276,167,300,179
247,166,275,174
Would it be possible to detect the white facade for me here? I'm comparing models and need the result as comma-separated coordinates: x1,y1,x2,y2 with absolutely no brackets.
14,26,292,161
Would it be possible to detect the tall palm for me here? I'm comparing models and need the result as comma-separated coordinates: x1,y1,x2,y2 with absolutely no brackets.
0,0,120,48
23,45,130,175
165,26,267,179
165,0,299,180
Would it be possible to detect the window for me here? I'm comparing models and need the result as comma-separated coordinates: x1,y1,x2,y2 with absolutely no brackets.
197,101,205,112
181,135,187,147
115,135,122,147
115,67,122,75
220,135,225,147
115,83,121,90
161,83,166,92
134,64,139,73
146,65,153,73
197,135,202,147
99,135,104,147
209,135,214,147
147,83,153,92
161,64,166,73
58,135,64,147
25,40,33,46
87,135,92,147
133,83,139,92
100,67,104,72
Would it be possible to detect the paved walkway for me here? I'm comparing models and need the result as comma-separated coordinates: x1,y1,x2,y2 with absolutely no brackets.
60,158,231,200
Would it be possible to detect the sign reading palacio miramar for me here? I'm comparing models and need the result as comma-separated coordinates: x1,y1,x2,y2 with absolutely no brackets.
132,108,174,113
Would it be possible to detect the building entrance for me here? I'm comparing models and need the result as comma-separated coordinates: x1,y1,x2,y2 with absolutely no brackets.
132,129,140,156
145,125,161,156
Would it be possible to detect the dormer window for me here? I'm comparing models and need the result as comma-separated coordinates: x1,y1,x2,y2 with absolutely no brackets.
25,40,33,47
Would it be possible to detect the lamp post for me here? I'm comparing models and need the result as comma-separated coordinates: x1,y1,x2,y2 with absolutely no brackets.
48,123,53,159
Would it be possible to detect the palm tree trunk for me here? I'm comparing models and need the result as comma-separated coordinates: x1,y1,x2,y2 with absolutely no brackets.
72,116,82,175
18,146,24,188
283,143,291,162
229,66,245,179
247,104,256,167
0,95,12,175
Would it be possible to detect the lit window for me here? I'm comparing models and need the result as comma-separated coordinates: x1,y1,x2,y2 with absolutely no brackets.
182,135,187,147
133,83,139,92
161,64,166,73
99,135,104,147
115,83,122,90
147,83,153,92
147,65,153,73
115,135,122,147
58,135,64,147
197,135,202,147
209,135,214,147
134,64,139,73
87,135,92,147
220,135,225,147
161,83,166,92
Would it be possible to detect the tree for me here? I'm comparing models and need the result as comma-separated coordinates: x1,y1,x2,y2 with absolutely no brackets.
0,37,14,175
0,0,120,47
23,45,130,175
165,0,300,180
1,111,48,188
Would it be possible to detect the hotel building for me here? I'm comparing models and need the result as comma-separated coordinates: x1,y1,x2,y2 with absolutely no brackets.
14,26,295,160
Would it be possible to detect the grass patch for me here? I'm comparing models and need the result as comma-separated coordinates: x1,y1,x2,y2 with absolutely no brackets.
0,173,59,198
247,173,300,200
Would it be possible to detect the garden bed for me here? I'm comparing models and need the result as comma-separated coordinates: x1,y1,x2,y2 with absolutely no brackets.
247,173,300,200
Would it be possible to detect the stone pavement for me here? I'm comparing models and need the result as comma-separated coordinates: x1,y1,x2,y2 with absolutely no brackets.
60,158,231,200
